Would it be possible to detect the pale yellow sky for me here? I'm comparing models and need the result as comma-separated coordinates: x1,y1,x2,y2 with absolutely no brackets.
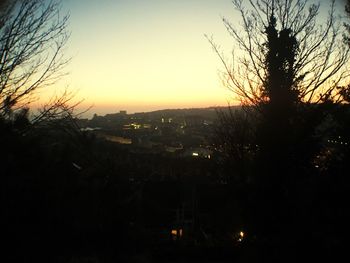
38,0,238,116
36,0,346,117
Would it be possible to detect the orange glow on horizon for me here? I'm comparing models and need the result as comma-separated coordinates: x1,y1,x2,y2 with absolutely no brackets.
31,0,239,116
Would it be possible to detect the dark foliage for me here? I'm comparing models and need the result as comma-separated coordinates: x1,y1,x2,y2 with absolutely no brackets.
212,1,350,261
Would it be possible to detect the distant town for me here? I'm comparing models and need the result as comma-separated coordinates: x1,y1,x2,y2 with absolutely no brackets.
77,107,236,159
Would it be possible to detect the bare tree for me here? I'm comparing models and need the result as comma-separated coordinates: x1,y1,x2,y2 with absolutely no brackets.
0,0,70,119
208,1,350,254
345,0,350,44
208,0,350,179
208,0,350,109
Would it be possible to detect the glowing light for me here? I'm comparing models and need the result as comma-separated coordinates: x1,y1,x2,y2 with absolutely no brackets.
131,123,141,129
192,152,199,156
236,231,245,242
171,229,183,240
104,135,132,144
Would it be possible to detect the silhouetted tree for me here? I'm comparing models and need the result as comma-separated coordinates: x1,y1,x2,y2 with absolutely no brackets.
0,0,71,126
210,0,349,184
0,2,89,260
345,0,350,44
340,0,350,102
210,0,350,259
209,0,349,107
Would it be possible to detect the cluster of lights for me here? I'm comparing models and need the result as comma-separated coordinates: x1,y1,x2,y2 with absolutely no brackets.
232,231,245,243
238,231,244,242
327,136,348,145
327,139,348,145
192,152,211,159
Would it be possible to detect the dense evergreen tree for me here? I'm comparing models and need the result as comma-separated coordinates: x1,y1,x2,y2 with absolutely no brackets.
211,0,350,260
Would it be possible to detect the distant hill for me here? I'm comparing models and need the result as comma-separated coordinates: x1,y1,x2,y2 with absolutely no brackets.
129,106,242,120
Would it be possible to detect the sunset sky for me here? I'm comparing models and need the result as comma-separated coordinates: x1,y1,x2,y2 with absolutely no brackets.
41,0,345,116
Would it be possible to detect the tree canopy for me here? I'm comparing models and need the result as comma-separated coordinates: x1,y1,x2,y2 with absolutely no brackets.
211,1,350,259
0,0,69,119
209,0,349,108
